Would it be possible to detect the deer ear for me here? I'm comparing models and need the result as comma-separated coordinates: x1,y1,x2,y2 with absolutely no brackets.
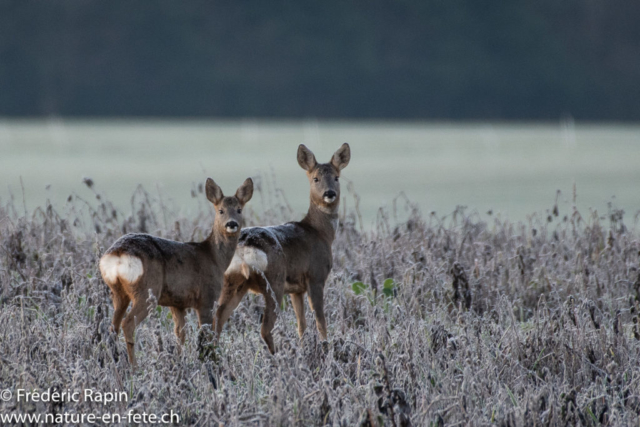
297,144,317,171
331,143,350,171
205,178,224,205
235,177,253,205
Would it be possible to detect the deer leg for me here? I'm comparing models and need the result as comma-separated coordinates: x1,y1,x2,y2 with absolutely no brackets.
170,307,187,345
110,287,130,335
121,300,150,367
196,306,214,328
307,284,328,341
214,288,248,336
261,292,279,354
290,293,306,339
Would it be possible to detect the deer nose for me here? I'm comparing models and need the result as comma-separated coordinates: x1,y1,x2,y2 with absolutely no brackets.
323,190,336,199
225,221,239,232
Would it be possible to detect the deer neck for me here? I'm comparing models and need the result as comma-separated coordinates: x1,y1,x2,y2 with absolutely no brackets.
302,201,339,242
205,229,239,268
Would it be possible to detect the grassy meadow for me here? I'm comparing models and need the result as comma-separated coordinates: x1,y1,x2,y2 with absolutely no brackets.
1,120,640,425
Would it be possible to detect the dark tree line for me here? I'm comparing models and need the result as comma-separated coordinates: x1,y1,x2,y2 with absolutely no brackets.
1,0,639,120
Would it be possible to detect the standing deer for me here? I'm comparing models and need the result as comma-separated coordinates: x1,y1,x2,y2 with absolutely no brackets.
216,143,350,353
99,177,253,366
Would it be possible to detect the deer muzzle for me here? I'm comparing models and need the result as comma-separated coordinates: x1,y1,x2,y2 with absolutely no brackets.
225,221,239,233
323,190,337,204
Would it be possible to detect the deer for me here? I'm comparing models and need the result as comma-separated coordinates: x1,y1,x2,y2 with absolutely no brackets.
215,143,350,353
99,177,253,366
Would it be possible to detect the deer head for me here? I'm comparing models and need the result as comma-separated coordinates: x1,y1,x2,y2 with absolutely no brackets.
297,143,350,212
206,177,253,236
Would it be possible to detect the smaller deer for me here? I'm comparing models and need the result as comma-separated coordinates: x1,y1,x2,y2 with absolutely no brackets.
99,177,253,366
216,143,350,353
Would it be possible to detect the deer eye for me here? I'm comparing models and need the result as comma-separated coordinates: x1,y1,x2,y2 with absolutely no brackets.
334,176,339,181
313,177,319,183
237,209,242,214
219,210,224,214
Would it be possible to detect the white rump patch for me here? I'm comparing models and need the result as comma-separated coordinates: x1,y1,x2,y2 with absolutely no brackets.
226,247,268,279
99,254,144,285
226,253,245,277
243,247,268,272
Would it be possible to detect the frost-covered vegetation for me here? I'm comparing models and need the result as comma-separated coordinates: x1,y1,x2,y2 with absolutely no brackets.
1,179,639,425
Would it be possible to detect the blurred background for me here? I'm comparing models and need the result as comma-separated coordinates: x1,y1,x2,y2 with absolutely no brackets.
1,1,639,225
